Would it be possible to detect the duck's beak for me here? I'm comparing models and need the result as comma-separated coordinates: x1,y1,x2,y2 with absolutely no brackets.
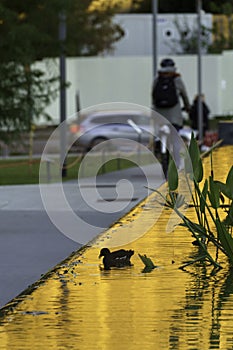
98,253,102,259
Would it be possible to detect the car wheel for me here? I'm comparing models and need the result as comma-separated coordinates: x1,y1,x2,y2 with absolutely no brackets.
89,137,108,150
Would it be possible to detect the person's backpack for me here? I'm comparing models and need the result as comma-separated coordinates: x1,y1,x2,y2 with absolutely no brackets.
153,76,178,108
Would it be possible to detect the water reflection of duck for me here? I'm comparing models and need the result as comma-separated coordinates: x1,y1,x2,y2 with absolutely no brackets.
99,248,134,270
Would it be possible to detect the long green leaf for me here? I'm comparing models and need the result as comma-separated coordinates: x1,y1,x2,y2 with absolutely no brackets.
226,166,233,188
226,166,233,200
182,217,221,267
215,180,232,200
216,218,233,264
196,158,204,183
168,157,178,191
208,176,220,209
215,167,233,200
200,179,208,213
188,133,203,182
175,194,186,208
224,202,233,226
180,220,207,238
188,132,200,169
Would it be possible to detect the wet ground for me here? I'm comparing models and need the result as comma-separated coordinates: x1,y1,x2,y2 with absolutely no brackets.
0,146,232,349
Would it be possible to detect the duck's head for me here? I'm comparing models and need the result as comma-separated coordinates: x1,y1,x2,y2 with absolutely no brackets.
99,248,110,258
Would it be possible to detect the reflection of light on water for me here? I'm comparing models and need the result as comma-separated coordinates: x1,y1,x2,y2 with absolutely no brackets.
0,146,233,349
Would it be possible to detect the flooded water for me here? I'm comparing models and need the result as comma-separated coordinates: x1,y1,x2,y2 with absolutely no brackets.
0,146,233,349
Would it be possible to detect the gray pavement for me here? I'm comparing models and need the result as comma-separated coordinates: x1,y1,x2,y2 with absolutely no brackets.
0,163,164,307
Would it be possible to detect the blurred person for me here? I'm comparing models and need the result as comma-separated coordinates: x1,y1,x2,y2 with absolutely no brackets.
152,58,190,171
189,94,210,136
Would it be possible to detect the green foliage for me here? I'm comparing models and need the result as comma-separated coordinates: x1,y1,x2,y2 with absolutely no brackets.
168,18,211,55
138,254,156,272
224,202,233,227
208,176,220,209
187,133,203,183
180,220,207,239
154,132,233,270
0,62,59,143
164,192,186,210
130,0,233,14
200,180,208,213
209,12,233,53
0,0,124,143
208,1,233,14
226,166,233,187
167,157,178,191
130,0,196,13
215,166,233,200
0,0,124,61
216,218,233,264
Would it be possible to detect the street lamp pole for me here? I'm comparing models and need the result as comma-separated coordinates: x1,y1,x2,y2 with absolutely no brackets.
59,11,67,178
152,0,158,77
197,0,203,143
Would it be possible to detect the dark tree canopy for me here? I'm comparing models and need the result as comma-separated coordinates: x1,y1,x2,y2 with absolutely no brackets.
0,0,124,143
130,0,233,14
0,0,124,63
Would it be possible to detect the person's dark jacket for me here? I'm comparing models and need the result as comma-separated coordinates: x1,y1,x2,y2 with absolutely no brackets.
152,67,190,128
189,99,210,133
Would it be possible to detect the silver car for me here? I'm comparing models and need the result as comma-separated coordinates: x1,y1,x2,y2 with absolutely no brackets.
70,110,154,151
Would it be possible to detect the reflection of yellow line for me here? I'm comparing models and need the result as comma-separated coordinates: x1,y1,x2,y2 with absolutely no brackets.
0,146,233,349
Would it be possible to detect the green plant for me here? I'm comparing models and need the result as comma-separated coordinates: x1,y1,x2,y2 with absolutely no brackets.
138,254,157,272
153,134,233,271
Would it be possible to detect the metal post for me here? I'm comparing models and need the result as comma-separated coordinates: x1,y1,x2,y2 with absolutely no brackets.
197,0,203,143
151,0,158,155
59,11,67,177
152,0,158,77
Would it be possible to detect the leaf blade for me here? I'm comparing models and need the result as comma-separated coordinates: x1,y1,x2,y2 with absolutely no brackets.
167,157,178,191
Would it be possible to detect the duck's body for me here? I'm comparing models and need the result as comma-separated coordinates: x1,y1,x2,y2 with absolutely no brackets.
99,248,134,270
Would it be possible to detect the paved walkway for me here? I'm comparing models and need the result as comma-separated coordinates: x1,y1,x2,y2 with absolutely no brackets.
0,162,164,307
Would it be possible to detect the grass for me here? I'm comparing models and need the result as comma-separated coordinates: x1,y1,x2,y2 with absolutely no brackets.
0,154,151,185
0,158,41,185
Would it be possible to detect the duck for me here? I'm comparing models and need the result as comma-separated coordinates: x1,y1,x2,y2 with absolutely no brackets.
99,248,134,270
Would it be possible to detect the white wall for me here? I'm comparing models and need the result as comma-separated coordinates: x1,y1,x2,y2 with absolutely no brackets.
40,51,233,125
220,51,233,115
113,13,212,56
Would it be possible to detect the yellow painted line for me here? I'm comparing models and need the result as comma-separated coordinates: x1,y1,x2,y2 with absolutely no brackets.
0,146,232,349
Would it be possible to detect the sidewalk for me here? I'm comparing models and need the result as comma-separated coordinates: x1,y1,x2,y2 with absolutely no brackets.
0,162,164,307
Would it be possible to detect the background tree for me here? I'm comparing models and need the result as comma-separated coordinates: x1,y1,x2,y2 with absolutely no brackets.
208,2,233,53
0,0,124,144
130,0,233,14
167,18,211,54
130,0,195,13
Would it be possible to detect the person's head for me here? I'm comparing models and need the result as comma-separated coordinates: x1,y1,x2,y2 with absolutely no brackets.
160,58,176,73
194,94,205,101
160,58,175,68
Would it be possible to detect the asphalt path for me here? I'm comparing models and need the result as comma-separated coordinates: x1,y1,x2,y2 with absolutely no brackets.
0,163,164,307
